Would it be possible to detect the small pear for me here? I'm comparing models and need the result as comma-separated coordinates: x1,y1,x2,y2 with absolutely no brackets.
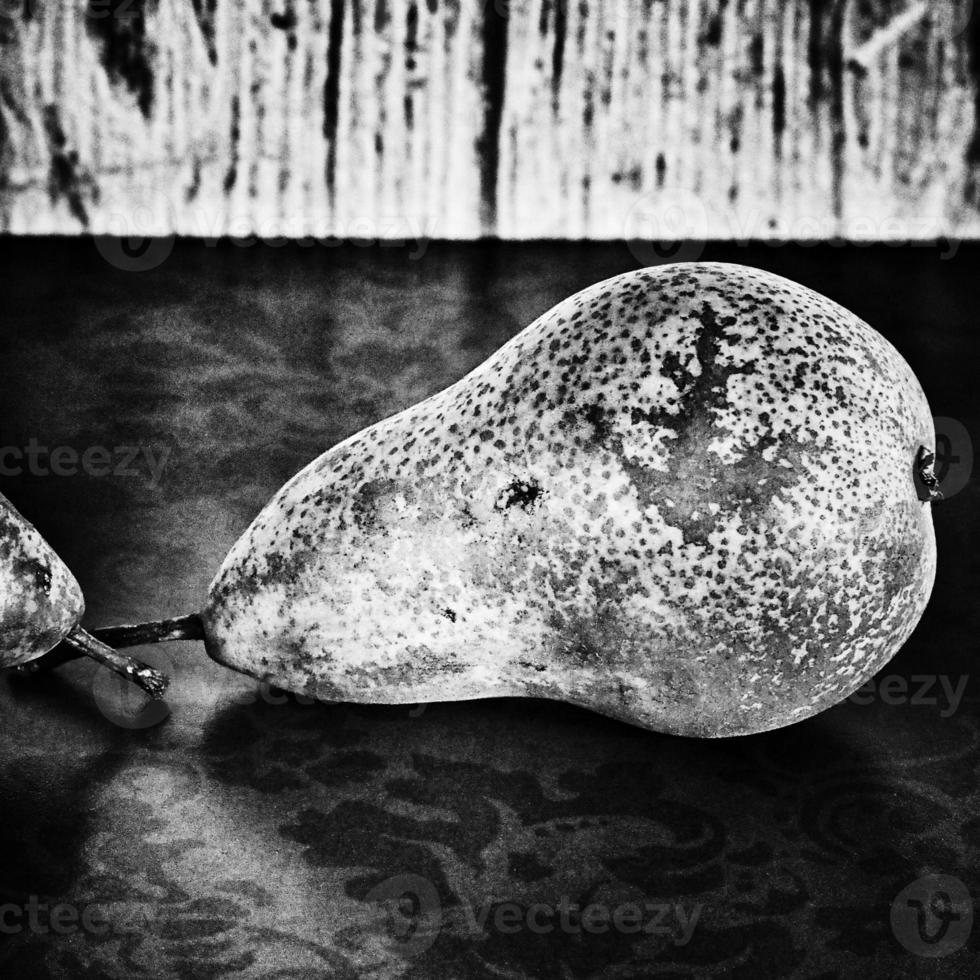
1,492,168,698
77,264,941,736
0,492,83,667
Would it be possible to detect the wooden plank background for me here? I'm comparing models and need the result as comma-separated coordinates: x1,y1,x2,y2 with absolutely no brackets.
0,0,977,239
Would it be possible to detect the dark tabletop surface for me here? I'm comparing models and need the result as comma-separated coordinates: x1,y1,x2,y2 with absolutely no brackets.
0,239,977,979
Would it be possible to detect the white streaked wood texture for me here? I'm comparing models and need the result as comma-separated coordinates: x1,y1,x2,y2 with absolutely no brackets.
0,0,976,239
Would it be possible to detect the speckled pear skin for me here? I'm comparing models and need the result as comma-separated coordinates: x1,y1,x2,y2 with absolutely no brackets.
203,263,937,737
0,492,84,667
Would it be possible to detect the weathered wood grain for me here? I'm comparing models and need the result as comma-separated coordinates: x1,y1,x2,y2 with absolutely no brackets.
0,0,976,239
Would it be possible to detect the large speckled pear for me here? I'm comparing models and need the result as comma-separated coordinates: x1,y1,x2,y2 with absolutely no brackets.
203,263,938,737
0,492,84,667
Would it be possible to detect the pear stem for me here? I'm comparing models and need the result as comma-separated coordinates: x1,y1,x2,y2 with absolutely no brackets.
22,613,204,675
916,446,943,502
92,613,205,648
63,626,170,700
